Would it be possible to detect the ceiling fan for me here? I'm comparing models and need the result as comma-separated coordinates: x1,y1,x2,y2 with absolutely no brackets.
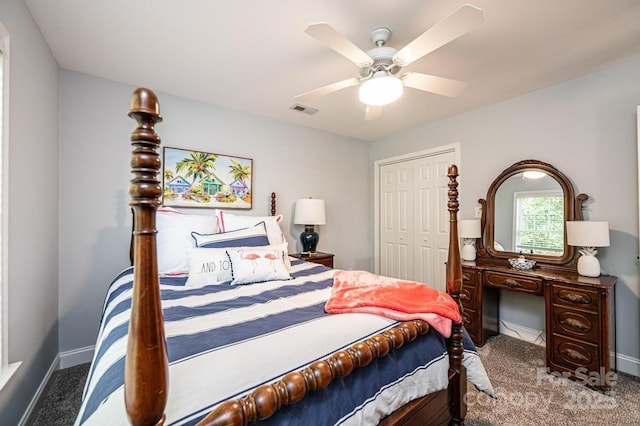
294,4,483,120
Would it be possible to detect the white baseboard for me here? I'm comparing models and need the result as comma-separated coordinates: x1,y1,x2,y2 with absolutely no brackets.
18,354,59,426
617,352,640,378
59,345,95,369
499,320,546,346
498,321,640,378
19,346,94,425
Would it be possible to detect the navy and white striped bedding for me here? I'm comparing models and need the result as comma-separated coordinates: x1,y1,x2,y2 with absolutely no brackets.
77,258,491,425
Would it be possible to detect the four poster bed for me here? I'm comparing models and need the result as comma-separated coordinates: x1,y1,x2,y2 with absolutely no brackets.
75,88,493,426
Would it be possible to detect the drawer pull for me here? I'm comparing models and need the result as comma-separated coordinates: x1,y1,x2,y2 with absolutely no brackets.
504,279,522,288
462,273,472,281
560,318,589,331
460,293,470,301
558,292,590,305
560,348,589,363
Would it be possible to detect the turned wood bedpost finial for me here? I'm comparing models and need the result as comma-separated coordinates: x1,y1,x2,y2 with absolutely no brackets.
126,88,168,426
446,164,462,300
271,192,276,216
446,164,466,424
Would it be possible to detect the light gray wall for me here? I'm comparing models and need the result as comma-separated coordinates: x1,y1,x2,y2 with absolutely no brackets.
370,58,640,374
0,0,59,424
58,71,371,353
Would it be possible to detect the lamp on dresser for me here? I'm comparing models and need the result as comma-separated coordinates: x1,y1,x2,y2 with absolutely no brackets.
566,220,610,277
458,219,481,261
294,198,326,254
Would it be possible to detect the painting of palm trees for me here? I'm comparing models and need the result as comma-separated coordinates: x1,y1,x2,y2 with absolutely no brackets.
163,147,252,209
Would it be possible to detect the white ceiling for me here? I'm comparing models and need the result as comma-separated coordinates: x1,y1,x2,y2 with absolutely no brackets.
25,0,640,141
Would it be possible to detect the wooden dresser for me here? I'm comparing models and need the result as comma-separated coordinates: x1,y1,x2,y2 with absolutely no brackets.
462,261,616,391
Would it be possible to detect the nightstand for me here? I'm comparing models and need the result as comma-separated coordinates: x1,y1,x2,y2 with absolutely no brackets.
290,252,334,268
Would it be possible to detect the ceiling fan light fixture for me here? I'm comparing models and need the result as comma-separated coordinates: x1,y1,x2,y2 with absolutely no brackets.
523,170,547,179
359,72,403,106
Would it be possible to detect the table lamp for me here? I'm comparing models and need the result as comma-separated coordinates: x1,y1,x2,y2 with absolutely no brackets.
566,221,610,277
458,219,481,261
294,198,326,253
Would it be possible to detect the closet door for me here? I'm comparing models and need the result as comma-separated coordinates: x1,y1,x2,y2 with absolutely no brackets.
379,150,455,289
413,152,455,291
380,161,414,280
413,157,434,285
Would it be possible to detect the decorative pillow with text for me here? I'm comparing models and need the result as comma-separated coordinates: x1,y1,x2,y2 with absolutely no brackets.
185,247,233,287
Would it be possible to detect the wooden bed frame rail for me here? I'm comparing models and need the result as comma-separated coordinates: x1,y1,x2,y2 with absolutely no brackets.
125,88,465,426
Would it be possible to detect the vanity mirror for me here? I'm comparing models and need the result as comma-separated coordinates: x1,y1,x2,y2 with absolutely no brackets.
478,159,587,266
464,160,614,390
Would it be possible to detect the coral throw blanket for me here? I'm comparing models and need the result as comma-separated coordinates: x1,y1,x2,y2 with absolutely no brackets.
325,270,462,337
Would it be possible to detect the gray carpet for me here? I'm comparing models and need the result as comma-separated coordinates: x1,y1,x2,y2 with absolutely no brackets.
466,335,640,425
29,335,640,425
29,363,89,426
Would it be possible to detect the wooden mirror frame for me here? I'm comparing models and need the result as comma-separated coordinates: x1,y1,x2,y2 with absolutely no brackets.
477,159,587,267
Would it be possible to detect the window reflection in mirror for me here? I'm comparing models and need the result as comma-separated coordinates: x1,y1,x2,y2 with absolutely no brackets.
494,172,564,255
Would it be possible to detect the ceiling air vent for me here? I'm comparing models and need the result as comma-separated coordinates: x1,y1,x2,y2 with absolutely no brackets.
290,104,319,115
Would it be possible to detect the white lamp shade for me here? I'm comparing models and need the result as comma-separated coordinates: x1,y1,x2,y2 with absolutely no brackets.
458,219,481,238
359,72,403,106
294,198,326,225
566,221,610,247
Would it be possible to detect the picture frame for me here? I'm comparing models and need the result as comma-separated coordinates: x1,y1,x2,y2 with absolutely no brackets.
162,147,252,209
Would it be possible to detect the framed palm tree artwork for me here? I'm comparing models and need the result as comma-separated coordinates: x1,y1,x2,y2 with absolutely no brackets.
162,147,253,209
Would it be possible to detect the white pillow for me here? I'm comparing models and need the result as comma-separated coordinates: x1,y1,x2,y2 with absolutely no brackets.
226,247,291,285
216,210,285,245
192,222,270,248
185,247,233,287
156,207,218,275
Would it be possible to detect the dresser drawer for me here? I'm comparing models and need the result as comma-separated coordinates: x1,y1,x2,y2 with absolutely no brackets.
462,269,477,286
552,305,600,344
460,285,477,310
551,283,599,313
549,334,600,373
485,271,543,295
461,308,479,343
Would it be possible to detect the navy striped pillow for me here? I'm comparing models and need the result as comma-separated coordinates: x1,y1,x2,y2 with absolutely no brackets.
192,221,270,248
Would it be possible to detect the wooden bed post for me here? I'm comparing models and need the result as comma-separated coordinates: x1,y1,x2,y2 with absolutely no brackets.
126,88,168,426
446,164,467,425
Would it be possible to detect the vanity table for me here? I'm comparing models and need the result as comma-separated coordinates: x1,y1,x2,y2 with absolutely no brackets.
467,160,616,391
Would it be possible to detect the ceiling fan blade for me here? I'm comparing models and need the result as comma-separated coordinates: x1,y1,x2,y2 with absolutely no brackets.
294,77,360,103
401,72,468,97
365,105,383,121
393,4,483,66
305,23,374,68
